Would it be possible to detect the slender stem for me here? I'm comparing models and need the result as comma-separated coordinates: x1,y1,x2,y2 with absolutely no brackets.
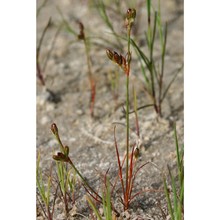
125,25,131,206
68,159,102,201
158,22,167,115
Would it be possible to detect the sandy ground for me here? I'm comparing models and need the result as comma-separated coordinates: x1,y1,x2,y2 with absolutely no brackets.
37,0,183,219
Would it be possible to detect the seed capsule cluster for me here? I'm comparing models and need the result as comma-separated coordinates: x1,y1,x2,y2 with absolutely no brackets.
106,49,127,72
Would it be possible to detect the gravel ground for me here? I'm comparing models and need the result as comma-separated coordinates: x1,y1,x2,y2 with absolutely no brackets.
37,0,183,219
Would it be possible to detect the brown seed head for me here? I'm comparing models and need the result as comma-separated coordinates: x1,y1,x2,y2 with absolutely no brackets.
53,152,69,162
51,123,58,135
106,49,114,61
125,8,136,28
113,51,122,65
126,8,136,20
78,21,85,40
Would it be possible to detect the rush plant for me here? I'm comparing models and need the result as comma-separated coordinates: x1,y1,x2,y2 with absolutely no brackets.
106,8,159,211
130,0,183,117
106,8,135,210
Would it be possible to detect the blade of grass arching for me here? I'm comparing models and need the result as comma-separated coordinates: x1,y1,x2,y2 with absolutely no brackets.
56,6,77,36
128,104,154,114
161,64,183,103
86,195,102,220
163,177,175,220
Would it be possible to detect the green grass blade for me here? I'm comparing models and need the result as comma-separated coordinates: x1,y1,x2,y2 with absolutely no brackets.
86,196,102,220
56,161,66,194
163,177,175,220
146,0,152,47
150,11,157,60
130,38,150,68
106,177,112,220
174,125,180,172
168,166,178,219
36,172,47,204
156,0,164,50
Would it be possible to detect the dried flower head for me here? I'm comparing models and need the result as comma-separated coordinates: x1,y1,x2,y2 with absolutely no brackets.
51,123,58,135
125,8,136,28
53,152,69,162
77,21,85,40
106,49,127,72
134,147,140,159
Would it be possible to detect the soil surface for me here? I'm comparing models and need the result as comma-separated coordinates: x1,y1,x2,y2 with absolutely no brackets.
37,0,183,219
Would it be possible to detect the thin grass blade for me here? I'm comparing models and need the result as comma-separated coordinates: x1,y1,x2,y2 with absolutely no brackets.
106,177,112,220
168,165,178,219
163,177,175,220
86,195,102,220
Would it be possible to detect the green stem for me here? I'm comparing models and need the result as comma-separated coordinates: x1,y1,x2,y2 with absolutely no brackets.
68,159,102,201
125,25,131,208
